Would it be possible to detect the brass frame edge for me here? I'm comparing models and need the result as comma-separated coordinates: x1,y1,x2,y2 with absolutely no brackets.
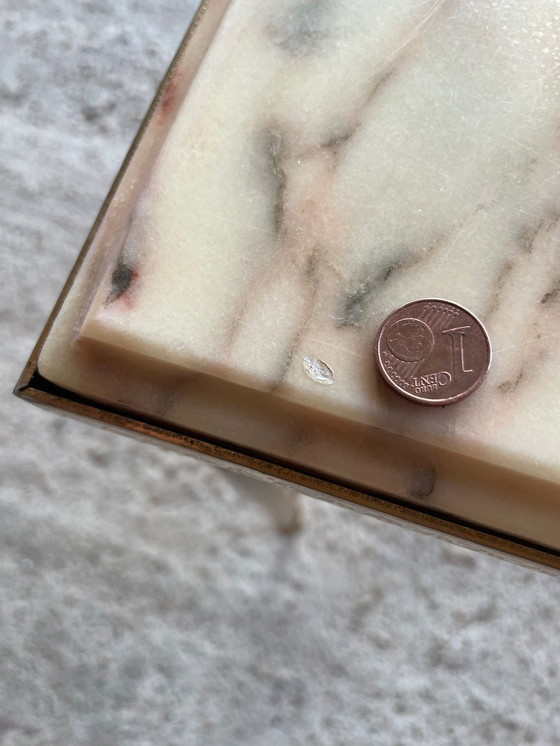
15,374,560,575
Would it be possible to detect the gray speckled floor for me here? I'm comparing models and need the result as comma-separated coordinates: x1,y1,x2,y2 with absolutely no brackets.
2,2,560,745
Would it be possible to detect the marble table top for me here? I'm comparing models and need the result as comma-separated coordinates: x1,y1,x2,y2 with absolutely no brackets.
36,0,560,552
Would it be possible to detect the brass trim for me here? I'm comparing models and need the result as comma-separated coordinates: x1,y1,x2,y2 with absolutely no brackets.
15,372,560,575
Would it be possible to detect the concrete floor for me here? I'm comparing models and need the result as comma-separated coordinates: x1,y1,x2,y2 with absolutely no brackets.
1,1,559,744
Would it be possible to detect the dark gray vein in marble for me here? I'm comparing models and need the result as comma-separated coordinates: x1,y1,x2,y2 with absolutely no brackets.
483,258,514,322
541,276,560,305
337,279,376,328
485,213,560,321
409,466,436,499
106,258,136,305
265,0,333,57
104,215,138,306
517,214,559,254
498,370,524,394
316,68,397,164
259,125,289,235
336,239,444,328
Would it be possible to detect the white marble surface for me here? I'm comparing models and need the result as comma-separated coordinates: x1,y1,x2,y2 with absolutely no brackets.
5,1,560,744
42,0,560,487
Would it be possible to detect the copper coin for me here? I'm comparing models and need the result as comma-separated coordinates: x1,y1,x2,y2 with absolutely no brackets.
375,299,491,406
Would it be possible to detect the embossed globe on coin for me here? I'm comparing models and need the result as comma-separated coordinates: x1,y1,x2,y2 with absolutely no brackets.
375,299,491,406
386,318,434,362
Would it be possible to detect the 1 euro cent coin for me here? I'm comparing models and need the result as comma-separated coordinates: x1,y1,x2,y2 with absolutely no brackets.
375,299,491,406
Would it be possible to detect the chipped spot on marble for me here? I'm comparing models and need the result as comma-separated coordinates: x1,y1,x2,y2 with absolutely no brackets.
303,356,333,385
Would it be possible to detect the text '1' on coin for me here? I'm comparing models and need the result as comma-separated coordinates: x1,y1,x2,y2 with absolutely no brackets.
374,299,491,406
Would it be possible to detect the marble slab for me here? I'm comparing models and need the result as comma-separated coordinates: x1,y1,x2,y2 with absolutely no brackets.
34,0,560,553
